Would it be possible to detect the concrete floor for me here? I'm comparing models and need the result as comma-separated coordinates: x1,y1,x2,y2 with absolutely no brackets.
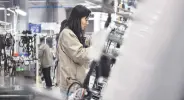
0,76,64,100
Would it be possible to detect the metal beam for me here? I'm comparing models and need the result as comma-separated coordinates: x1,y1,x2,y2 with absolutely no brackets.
0,20,11,25
0,0,10,3
0,95,33,98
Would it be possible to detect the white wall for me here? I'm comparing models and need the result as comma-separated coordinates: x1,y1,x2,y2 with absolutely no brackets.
28,8,66,23
57,8,67,22
93,12,108,32
29,8,48,23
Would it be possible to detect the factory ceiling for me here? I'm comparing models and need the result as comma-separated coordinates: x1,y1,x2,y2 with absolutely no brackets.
0,0,114,12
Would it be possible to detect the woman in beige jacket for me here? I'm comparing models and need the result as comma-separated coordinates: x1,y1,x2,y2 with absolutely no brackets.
56,5,91,98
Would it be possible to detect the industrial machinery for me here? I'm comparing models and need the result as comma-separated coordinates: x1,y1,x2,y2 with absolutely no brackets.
66,1,136,100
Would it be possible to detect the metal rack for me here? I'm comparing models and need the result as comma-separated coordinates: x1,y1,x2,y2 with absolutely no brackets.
14,33,41,87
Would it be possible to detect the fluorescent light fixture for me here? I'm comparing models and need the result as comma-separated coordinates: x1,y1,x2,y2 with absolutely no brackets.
15,8,27,16
7,13,10,16
7,8,14,13
79,3,88,6
87,5,102,9
0,7,5,10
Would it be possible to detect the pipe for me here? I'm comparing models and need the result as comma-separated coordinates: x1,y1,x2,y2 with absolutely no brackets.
0,21,11,25
29,5,73,9
7,9,16,33
0,1,10,3
25,0,29,30
0,95,34,98
4,9,7,30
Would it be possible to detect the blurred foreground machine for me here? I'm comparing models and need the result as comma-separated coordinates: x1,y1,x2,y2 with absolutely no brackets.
0,85,35,100
102,0,184,100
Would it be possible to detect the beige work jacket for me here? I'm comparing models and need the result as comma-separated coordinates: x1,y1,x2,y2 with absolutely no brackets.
56,28,90,91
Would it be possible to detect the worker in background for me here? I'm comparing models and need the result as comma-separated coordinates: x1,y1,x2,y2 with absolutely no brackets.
56,5,91,98
39,37,53,90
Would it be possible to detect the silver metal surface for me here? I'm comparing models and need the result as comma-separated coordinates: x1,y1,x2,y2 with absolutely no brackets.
108,34,122,45
116,30,125,35
114,21,128,28
116,12,130,19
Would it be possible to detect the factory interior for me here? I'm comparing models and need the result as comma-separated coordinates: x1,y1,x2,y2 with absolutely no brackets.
1,0,184,100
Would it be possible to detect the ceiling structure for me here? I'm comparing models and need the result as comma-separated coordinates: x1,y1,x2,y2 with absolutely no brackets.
0,0,87,7
28,0,114,12
0,0,115,12
0,0,10,7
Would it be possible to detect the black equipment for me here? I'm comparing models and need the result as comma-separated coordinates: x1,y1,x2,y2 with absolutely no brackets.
0,33,15,76
19,30,36,59
66,23,124,100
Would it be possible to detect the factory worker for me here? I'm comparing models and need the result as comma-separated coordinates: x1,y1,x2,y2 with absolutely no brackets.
39,37,53,89
56,5,91,98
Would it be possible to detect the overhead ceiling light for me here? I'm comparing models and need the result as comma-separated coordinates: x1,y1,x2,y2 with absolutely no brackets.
7,13,10,16
15,8,27,16
87,5,102,9
7,8,14,13
0,7,5,10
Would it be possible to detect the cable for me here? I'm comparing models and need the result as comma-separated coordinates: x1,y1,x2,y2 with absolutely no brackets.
67,81,82,100
53,60,58,81
104,13,112,28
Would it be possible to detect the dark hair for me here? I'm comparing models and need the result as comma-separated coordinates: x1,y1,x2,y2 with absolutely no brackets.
59,19,68,33
40,37,45,43
60,5,91,46
56,34,59,43
46,37,53,48
57,19,68,43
